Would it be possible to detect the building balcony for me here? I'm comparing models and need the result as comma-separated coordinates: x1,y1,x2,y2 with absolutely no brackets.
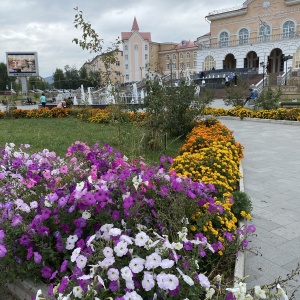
198,31,300,50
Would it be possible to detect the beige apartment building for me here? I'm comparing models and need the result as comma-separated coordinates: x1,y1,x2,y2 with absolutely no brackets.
82,50,123,85
197,0,300,75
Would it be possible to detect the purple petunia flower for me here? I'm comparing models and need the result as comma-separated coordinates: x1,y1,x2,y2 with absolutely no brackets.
0,244,7,257
41,266,52,279
34,252,42,264
109,280,119,292
74,218,87,228
60,260,68,272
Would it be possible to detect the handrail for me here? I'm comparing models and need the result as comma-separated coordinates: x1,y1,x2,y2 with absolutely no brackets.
198,31,300,50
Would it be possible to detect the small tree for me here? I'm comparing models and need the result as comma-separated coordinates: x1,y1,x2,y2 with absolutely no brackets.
255,86,282,110
223,78,249,107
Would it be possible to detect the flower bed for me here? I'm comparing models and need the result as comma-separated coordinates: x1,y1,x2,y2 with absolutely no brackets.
0,135,255,299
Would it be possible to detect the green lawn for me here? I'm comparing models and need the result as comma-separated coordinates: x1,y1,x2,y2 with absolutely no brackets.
0,118,183,163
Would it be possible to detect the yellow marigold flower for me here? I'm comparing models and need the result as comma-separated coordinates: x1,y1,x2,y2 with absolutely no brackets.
190,225,197,232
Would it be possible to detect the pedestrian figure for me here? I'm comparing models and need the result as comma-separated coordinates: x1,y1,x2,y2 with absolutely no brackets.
40,93,46,108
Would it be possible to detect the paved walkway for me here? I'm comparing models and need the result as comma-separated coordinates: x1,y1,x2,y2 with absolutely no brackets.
218,115,300,297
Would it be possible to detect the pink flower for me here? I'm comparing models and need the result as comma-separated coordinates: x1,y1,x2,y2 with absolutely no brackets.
43,171,51,179
60,166,69,174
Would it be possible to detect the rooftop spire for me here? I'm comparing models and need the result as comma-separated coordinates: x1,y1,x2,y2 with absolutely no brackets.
131,17,139,31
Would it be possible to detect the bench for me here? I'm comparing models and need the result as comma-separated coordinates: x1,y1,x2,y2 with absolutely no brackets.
278,101,300,109
21,100,37,105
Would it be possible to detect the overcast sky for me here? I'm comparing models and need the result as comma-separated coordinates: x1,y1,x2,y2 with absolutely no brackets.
0,0,240,78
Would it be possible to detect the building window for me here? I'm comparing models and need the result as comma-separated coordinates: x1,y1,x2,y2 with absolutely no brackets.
194,51,197,58
125,55,128,60
194,61,197,67
259,23,271,42
166,63,170,70
219,31,229,47
125,45,128,51
186,62,190,68
166,54,170,60
173,54,176,60
180,53,184,59
179,62,184,69
145,44,148,50
145,54,148,60
134,44,138,50
239,28,249,45
116,61,120,66
204,55,215,71
125,64,128,70
115,71,121,76
186,52,190,58
126,74,129,80
173,63,176,69
283,21,295,38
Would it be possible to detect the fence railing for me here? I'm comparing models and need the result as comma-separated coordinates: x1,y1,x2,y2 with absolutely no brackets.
198,31,300,50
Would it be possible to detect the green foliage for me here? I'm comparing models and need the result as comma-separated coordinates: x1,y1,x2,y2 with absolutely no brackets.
255,86,282,110
231,191,253,221
223,79,249,107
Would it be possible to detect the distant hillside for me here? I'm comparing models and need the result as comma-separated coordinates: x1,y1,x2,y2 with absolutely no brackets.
44,76,54,84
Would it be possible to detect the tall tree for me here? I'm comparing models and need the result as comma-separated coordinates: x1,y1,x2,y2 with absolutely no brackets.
0,63,12,90
52,68,65,89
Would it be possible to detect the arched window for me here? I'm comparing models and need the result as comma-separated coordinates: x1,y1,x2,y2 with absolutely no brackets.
239,28,249,45
186,52,190,58
259,24,271,42
179,53,184,59
283,21,295,38
173,54,177,60
204,55,215,71
134,45,138,50
193,51,197,58
124,45,128,51
219,31,229,47
166,54,170,60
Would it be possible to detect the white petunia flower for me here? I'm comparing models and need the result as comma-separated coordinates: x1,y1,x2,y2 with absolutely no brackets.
109,228,122,236
121,266,133,280
72,286,83,298
205,288,215,299
160,259,174,269
107,268,119,281
82,211,91,219
71,247,81,262
276,284,288,300
135,231,150,247
129,257,145,273
76,255,87,269
99,257,115,269
103,246,114,258
124,291,143,300
172,242,183,250
145,252,162,270
254,286,266,299
114,241,128,257
142,272,155,291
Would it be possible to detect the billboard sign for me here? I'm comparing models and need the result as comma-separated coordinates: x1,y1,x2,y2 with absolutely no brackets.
6,52,39,77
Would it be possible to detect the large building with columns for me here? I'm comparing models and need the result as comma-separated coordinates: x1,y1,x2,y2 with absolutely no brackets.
197,0,300,75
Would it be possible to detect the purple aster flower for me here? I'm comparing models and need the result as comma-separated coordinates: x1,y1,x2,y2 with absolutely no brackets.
224,232,233,242
186,190,196,198
159,186,169,197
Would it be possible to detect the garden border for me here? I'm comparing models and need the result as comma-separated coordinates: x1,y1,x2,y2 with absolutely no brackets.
5,164,247,299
